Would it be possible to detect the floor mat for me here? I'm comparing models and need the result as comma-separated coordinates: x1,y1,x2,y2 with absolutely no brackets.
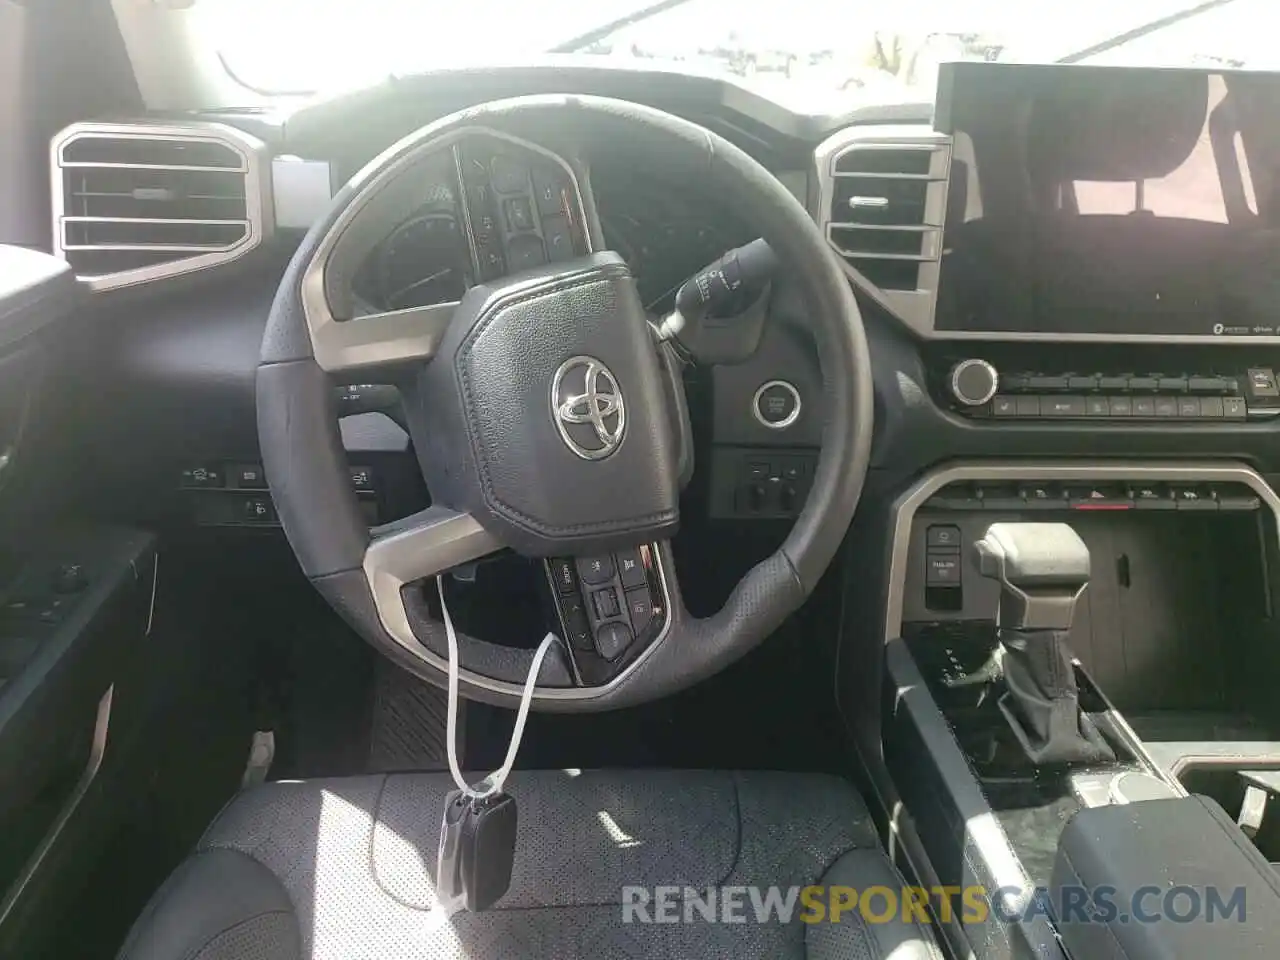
368,660,457,772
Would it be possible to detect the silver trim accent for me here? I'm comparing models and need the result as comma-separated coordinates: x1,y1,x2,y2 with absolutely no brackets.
50,122,272,292
949,358,999,406
885,460,1280,646
752,379,802,430
362,509,675,701
0,686,112,927
301,126,592,373
813,125,951,338
550,355,626,460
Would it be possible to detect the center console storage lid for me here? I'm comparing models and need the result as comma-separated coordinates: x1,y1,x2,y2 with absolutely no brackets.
1052,795,1280,959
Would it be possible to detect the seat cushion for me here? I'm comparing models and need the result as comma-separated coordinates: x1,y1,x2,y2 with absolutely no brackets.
118,769,942,960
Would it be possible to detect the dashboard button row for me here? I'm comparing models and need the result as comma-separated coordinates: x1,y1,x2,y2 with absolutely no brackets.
926,482,1260,513
990,394,1246,420
999,373,1239,394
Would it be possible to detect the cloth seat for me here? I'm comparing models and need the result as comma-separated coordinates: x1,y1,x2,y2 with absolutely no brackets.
117,769,942,959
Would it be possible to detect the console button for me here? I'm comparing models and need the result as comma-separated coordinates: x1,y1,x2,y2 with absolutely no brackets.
926,525,962,550
349,466,375,492
1068,375,1098,391
1020,484,1067,509
593,588,620,620
577,555,615,585
1098,376,1129,391
1188,376,1229,393
1247,368,1279,397
1132,397,1156,417
1159,377,1189,392
778,459,806,482
1177,397,1201,418
595,621,633,661
1224,397,1247,419
1131,484,1176,510
1108,397,1134,417
1015,396,1041,416
1154,396,1178,417
1085,397,1110,417
1172,485,1217,511
180,465,223,489
1128,377,1159,391
1028,376,1069,391
616,549,646,589
241,496,275,523
992,396,1017,417
1042,396,1086,417
232,463,267,489
744,461,771,481
624,588,654,635
1199,397,1225,418
1069,485,1132,509
548,558,577,596
925,554,961,586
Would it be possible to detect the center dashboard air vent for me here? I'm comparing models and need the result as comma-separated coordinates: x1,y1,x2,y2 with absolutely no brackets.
815,126,950,331
51,122,271,291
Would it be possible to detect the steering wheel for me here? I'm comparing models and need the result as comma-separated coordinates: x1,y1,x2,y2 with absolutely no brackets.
257,95,873,711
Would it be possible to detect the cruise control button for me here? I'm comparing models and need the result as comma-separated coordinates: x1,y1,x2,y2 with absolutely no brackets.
560,595,593,651
576,555,615,585
548,559,577,596
624,588,654,635
616,549,647,589
595,621,633,661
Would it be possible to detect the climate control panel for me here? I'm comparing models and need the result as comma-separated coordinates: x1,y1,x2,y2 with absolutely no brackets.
941,359,1280,422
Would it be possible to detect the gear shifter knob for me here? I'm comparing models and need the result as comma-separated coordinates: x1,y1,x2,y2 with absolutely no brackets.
975,522,1090,630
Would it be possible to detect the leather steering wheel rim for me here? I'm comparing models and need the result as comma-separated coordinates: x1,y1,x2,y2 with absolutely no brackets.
257,95,874,711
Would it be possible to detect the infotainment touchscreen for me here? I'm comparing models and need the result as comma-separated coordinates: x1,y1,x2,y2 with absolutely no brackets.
933,62,1280,338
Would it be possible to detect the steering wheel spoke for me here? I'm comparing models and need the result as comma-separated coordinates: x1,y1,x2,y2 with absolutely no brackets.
311,300,457,374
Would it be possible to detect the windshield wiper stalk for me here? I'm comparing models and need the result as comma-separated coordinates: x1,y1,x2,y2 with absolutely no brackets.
1056,0,1243,63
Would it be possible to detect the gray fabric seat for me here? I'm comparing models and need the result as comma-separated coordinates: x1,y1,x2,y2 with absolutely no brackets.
117,769,942,959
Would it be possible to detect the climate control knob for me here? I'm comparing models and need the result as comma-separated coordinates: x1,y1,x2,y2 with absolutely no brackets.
949,359,1000,406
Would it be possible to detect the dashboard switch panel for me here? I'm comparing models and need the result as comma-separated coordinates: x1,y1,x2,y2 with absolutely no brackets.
710,447,817,520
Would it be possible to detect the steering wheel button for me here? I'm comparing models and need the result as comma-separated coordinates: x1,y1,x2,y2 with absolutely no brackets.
595,621,633,661
576,555,615,586
625,588,654,635
532,169,563,216
505,234,546,272
489,155,528,194
548,559,577,596
505,197,534,232
616,549,646,589
542,215,574,262
592,588,620,620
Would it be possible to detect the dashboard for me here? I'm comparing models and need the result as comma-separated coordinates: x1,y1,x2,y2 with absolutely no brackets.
33,60,1280,541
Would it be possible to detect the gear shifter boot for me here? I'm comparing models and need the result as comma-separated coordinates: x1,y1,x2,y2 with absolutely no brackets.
975,523,1115,766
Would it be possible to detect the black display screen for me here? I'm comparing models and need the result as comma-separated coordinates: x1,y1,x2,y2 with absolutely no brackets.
934,62,1280,337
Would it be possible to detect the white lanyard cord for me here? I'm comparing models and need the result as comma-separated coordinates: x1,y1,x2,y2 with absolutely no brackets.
439,575,557,798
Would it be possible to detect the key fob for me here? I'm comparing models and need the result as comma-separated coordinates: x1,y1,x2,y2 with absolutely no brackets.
436,789,518,912
436,790,471,910
461,791,518,911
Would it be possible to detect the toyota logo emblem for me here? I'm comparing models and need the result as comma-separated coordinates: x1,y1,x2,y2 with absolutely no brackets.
550,356,626,460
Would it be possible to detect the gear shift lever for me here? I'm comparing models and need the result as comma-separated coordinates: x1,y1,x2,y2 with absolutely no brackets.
975,523,1115,766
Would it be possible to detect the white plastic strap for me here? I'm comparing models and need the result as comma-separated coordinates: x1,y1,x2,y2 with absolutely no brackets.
438,575,557,798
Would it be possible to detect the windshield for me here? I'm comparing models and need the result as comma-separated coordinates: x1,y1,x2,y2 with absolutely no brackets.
211,0,1275,107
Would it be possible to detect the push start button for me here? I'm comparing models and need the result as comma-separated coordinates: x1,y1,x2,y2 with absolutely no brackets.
753,380,801,429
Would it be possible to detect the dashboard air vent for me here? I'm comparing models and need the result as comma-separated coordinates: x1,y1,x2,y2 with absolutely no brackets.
815,127,951,334
51,123,271,291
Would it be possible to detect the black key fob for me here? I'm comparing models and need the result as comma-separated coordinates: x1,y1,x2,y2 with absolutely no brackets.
436,789,518,912
436,790,471,909
461,791,518,911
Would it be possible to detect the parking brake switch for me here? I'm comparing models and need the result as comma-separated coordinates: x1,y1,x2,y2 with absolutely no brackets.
975,523,1115,766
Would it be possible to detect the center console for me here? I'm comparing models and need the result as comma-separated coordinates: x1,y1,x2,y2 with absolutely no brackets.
878,461,1280,959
